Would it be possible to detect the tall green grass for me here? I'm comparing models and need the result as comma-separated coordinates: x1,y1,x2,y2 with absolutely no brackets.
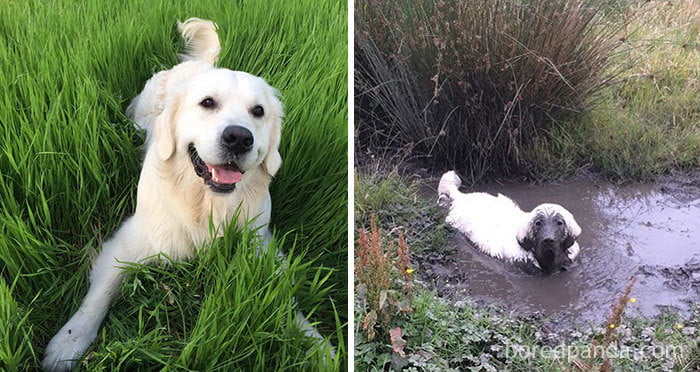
0,0,347,369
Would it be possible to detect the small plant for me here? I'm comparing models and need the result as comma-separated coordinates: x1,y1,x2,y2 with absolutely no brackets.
356,216,414,342
574,275,637,371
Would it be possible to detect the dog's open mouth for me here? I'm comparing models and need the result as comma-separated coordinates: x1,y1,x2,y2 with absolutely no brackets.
188,144,243,193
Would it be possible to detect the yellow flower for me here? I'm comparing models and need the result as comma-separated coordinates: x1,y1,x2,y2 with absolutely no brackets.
609,324,615,329
676,324,683,330
629,298,636,303
405,268,415,274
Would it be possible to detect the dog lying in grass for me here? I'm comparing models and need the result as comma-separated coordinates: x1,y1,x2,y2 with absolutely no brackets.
438,170,581,274
43,18,331,371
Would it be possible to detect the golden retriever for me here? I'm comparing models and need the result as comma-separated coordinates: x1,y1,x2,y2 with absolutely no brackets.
438,170,581,274
43,18,329,371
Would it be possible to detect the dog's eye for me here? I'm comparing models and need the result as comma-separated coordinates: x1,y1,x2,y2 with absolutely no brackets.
200,97,216,108
535,220,542,227
251,105,264,118
557,220,564,226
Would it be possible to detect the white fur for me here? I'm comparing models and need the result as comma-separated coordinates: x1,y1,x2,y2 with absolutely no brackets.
438,171,581,266
177,18,220,65
42,18,327,371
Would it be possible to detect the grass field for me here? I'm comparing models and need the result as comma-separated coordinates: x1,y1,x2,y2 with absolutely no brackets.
0,0,347,370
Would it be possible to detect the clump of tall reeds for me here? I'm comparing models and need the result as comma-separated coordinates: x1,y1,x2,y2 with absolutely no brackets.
356,0,623,181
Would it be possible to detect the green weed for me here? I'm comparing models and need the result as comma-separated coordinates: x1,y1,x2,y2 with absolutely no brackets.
355,170,448,253
357,287,699,371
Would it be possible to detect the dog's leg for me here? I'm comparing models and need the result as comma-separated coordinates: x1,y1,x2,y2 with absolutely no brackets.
42,217,148,372
295,311,336,359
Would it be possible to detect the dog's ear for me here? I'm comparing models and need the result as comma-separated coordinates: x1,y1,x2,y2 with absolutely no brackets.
560,234,576,250
518,236,536,252
565,214,582,239
155,97,179,161
262,88,283,177
516,213,536,251
560,207,581,239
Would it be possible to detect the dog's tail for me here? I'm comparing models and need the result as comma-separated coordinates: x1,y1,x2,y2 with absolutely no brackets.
177,18,220,65
437,170,461,205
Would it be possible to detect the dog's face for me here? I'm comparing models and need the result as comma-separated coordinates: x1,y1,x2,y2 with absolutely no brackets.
157,68,283,193
516,204,581,274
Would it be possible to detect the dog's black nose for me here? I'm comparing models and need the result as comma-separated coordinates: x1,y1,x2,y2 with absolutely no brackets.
542,238,555,245
221,125,254,154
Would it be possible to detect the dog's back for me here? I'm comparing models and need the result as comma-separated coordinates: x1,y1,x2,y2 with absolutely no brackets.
439,171,532,261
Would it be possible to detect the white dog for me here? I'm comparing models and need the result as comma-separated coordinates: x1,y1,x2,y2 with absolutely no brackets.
43,18,329,371
438,171,581,274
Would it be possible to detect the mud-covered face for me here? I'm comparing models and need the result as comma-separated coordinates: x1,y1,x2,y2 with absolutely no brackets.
518,210,577,274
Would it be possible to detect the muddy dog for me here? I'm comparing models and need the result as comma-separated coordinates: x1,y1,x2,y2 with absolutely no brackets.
438,170,581,274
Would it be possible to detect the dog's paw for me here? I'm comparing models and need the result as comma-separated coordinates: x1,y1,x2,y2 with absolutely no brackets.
42,317,98,372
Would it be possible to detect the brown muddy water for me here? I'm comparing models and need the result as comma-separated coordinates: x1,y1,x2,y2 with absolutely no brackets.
417,175,700,325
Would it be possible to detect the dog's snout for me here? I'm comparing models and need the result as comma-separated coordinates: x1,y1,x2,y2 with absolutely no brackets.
222,125,253,154
542,238,555,245
542,247,555,258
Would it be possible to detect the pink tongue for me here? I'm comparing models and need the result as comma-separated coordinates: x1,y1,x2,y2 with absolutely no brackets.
207,164,243,184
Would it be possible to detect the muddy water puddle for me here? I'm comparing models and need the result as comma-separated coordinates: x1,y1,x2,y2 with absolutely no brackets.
418,176,700,325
